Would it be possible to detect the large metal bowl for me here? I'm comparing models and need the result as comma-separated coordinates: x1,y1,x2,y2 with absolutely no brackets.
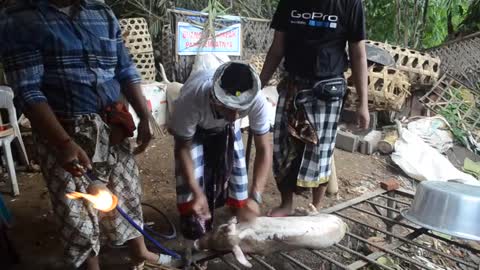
402,181,480,241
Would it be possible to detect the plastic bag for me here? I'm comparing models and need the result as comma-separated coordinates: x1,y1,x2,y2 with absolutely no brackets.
406,116,453,153
391,127,479,186
190,53,231,76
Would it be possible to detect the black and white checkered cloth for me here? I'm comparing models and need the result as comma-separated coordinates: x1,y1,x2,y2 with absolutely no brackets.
273,79,343,188
175,127,249,213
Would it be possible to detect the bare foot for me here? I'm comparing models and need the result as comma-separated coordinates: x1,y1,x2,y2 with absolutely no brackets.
267,206,294,217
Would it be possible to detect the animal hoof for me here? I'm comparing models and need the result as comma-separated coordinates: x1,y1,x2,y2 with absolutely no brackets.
294,204,319,216
228,216,238,225
307,204,319,215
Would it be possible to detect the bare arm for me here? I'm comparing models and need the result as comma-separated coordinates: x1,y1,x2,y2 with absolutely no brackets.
259,31,286,88
121,82,150,121
250,133,272,194
348,40,368,108
348,40,370,129
25,102,91,173
25,102,71,145
237,132,271,221
121,82,152,154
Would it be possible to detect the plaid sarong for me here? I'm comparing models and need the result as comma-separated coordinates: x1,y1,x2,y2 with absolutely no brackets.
34,114,143,268
273,78,343,190
175,126,249,216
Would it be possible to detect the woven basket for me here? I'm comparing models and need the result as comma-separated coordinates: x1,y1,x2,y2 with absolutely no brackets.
365,40,441,86
119,18,156,82
345,65,411,111
119,18,153,54
131,52,156,83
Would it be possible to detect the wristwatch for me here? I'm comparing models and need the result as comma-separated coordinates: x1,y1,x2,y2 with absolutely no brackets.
250,191,263,205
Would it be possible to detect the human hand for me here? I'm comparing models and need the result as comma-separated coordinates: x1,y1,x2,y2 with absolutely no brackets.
237,199,261,222
356,104,370,130
58,140,92,176
133,118,152,155
191,193,212,221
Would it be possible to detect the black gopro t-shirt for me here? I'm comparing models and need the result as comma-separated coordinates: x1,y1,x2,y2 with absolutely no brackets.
271,0,366,78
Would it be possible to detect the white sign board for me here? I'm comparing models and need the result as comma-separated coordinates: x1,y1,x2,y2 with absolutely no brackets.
177,22,242,56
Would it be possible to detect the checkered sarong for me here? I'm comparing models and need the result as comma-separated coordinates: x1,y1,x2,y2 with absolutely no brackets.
34,114,143,268
273,78,343,189
175,126,249,215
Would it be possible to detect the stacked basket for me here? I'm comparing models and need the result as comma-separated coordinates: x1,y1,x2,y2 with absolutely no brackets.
345,41,441,112
365,40,441,86
345,65,411,111
119,18,156,83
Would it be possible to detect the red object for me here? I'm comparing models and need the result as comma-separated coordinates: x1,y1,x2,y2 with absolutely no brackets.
103,103,136,137
177,201,194,215
226,198,248,209
380,179,400,191
0,124,11,132
146,100,153,112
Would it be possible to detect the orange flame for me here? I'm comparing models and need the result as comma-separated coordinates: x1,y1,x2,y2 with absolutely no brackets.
66,190,118,212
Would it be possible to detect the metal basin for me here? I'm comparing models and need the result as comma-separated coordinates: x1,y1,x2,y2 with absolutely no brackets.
402,181,480,241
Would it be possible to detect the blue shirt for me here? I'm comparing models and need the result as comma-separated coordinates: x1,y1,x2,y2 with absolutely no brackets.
0,0,141,117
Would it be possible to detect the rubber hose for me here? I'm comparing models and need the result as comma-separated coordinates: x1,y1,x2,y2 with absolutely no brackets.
141,202,177,240
116,206,181,259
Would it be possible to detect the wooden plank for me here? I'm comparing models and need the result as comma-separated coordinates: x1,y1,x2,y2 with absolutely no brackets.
321,189,388,214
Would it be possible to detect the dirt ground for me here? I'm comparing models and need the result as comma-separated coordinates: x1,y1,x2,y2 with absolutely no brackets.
2,133,407,270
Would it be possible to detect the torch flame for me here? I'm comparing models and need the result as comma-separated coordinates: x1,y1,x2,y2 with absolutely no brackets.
66,190,118,212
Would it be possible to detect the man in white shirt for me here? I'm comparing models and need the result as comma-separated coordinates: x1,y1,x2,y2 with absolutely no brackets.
169,62,272,240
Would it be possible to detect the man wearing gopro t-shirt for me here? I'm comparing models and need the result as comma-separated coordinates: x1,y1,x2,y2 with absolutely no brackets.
260,0,370,216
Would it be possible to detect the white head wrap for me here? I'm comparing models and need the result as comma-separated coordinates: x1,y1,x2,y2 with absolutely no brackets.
212,61,260,111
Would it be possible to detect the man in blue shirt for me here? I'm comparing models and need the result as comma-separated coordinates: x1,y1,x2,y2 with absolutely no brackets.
1,0,172,269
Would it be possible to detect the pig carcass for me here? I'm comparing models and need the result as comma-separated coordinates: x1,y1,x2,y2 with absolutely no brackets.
194,214,347,268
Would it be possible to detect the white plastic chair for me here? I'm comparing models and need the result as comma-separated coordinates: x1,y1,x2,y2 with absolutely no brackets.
0,86,29,196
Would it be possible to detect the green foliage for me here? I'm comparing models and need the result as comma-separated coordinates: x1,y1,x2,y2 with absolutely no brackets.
422,0,471,45
438,88,473,146
440,104,468,145
365,0,474,49
457,0,480,35
197,0,230,47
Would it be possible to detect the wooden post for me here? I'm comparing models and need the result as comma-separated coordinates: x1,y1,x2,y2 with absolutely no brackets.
327,154,338,195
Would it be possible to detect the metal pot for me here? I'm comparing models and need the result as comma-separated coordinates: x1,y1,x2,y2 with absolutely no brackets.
402,181,480,241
